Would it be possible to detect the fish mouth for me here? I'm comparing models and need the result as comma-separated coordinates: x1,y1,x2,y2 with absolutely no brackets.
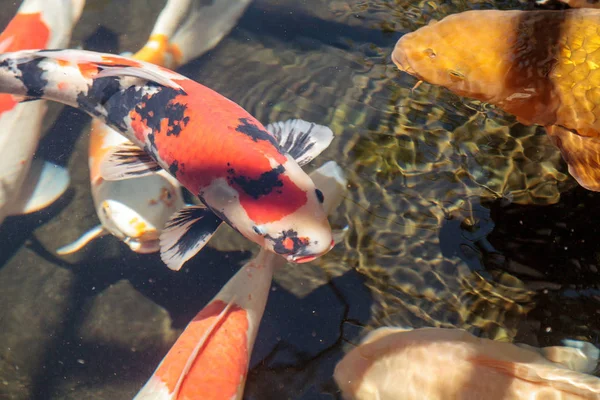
288,254,318,263
285,239,335,263
391,47,416,76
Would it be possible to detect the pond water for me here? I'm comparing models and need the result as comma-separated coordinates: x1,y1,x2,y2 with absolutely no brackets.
0,0,599,399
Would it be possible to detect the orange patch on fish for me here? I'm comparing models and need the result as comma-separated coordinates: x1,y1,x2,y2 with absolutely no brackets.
0,94,18,114
0,12,50,51
133,34,170,66
88,120,115,181
78,62,99,79
154,300,248,399
100,55,141,67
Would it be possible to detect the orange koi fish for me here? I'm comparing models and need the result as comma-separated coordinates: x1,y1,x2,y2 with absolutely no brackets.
0,0,84,226
135,161,347,400
0,49,335,270
335,326,600,400
57,0,251,255
392,9,600,192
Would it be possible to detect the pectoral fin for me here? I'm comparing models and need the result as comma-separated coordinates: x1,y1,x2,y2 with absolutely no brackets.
159,205,223,271
266,119,334,166
541,339,600,374
95,66,184,92
56,225,107,255
8,160,70,215
100,142,162,181
546,125,600,192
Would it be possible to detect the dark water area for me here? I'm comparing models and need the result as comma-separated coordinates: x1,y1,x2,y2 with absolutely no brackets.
1,0,600,399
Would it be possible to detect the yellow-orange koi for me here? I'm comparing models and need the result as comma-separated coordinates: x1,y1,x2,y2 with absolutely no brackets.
393,9,600,191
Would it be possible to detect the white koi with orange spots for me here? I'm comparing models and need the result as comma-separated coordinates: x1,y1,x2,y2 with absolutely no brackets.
0,0,84,226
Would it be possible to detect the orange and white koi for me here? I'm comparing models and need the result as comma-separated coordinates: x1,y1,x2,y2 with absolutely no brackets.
135,161,347,400
0,48,335,269
56,0,252,255
335,326,600,400
0,0,84,225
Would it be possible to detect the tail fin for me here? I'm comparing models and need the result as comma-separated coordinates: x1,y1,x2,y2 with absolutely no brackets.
169,0,253,66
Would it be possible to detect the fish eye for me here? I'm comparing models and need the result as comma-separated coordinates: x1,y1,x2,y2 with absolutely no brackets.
315,189,324,203
448,70,465,81
253,225,266,235
424,48,436,59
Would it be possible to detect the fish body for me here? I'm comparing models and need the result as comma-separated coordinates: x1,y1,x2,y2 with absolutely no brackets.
58,0,252,255
334,327,600,400
135,161,347,400
392,9,600,191
0,48,334,268
0,0,83,225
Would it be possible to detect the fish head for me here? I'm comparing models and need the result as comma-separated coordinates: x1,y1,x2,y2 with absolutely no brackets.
203,155,334,263
95,174,185,254
392,11,520,102
254,156,334,263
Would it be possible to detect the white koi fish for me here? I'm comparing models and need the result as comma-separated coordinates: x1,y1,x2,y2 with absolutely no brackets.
334,326,600,400
57,0,252,255
0,0,84,226
134,161,347,400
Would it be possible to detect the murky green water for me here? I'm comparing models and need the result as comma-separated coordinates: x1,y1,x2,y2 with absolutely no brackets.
0,0,599,399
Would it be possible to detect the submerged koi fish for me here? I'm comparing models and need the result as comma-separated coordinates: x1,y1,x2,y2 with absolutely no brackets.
0,49,334,269
0,0,84,226
392,9,600,192
57,0,251,255
135,161,347,400
334,326,600,400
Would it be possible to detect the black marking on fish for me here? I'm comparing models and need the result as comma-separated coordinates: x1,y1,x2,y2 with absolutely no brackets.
169,160,179,176
266,229,309,255
76,76,122,118
16,58,48,97
236,118,280,148
227,165,285,199
134,85,188,137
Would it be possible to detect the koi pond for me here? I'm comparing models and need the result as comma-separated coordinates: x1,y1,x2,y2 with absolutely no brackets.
0,0,599,399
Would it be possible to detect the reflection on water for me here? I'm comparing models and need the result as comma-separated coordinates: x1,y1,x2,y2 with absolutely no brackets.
0,0,598,399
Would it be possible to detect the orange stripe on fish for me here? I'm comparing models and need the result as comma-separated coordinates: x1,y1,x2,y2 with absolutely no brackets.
154,300,248,399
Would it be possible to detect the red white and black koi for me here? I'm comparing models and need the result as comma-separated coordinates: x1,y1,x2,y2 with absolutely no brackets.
0,49,335,269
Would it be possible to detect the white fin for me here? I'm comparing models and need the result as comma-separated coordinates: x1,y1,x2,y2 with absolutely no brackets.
95,66,184,92
69,0,86,23
169,0,252,66
8,160,70,215
159,205,223,271
56,225,107,255
541,340,600,374
361,326,414,345
100,142,162,181
265,119,334,167
332,226,349,245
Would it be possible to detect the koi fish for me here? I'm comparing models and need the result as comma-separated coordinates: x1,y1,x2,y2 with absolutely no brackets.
134,161,347,400
56,0,252,255
0,0,84,226
392,9,600,192
0,49,335,270
334,326,600,400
